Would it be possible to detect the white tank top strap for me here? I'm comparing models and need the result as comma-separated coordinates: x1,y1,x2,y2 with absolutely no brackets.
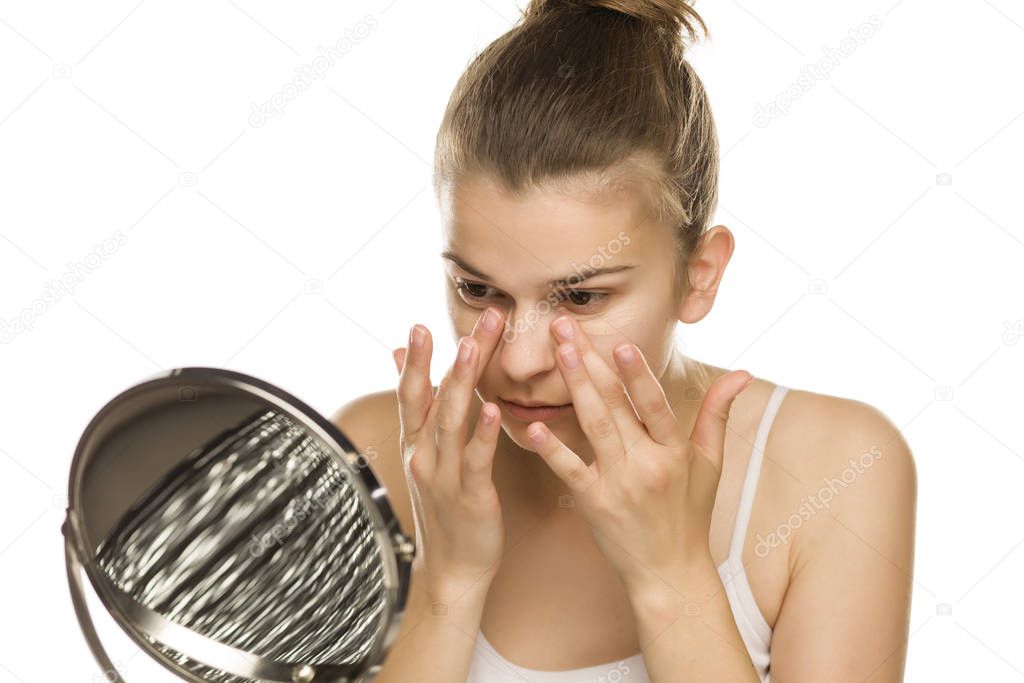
726,383,789,564
714,383,789,683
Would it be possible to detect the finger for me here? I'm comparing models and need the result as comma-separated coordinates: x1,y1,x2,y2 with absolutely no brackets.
553,339,626,471
551,316,646,449
461,401,502,494
433,335,479,488
689,370,754,473
396,325,434,440
612,343,683,448
392,347,407,375
526,421,598,495
467,307,506,384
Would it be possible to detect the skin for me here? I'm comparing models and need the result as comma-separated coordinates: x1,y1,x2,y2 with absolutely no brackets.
333,169,917,681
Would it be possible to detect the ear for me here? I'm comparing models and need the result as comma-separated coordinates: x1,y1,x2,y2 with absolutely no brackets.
677,225,735,324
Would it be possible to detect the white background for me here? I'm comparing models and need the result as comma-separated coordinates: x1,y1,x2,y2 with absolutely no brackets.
1,0,1023,680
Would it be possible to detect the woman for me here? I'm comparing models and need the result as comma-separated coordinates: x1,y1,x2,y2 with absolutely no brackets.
333,1,917,680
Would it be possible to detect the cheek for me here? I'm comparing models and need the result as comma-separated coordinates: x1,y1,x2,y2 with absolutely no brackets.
445,293,479,335
470,346,501,401
579,308,654,354
580,313,672,377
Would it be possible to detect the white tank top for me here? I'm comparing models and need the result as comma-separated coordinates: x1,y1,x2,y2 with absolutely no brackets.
466,384,790,683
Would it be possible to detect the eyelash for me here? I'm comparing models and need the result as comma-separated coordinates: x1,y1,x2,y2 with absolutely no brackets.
453,278,608,312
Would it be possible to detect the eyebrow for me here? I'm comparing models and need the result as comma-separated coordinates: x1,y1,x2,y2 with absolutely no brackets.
440,250,635,289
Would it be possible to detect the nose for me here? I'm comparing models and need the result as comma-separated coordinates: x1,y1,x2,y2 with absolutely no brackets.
496,306,560,383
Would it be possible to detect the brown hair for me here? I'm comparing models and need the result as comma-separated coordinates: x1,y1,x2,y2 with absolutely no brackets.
433,0,717,298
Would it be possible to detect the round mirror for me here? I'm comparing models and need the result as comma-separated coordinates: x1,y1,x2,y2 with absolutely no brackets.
62,367,414,682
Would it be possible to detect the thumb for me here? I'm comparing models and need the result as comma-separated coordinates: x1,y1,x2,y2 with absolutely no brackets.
688,371,754,473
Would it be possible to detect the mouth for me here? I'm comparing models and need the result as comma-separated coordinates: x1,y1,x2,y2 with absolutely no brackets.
498,397,574,422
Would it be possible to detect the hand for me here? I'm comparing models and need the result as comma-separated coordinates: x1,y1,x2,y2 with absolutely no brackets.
391,307,508,599
525,314,754,595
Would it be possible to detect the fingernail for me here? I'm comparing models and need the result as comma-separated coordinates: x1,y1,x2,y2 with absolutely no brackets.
614,344,636,366
559,344,579,369
482,308,500,332
410,325,425,349
528,425,546,443
553,316,574,340
458,337,472,363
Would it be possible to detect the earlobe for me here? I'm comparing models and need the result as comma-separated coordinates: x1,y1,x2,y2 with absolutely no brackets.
678,285,719,324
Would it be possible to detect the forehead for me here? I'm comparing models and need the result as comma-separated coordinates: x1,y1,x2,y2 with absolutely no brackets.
440,172,659,281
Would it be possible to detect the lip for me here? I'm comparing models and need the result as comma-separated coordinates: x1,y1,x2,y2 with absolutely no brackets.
501,396,567,408
498,398,574,422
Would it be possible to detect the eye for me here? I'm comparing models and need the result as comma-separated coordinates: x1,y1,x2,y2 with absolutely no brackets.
557,288,608,311
453,277,608,312
453,278,495,302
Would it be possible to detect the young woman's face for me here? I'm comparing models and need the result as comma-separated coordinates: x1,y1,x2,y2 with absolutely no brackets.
439,173,686,459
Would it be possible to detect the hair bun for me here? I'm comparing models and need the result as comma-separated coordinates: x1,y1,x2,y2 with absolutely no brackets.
522,0,708,46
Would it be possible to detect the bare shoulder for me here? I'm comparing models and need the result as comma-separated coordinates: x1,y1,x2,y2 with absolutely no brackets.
769,386,918,499
328,389,400,446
